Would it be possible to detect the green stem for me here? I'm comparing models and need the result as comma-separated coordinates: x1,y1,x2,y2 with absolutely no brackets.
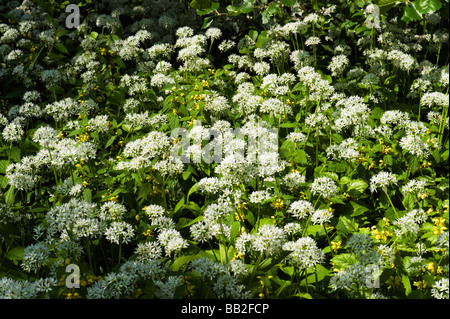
385,191,398,218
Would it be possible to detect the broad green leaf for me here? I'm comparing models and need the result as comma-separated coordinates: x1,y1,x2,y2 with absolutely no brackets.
6,246,24,265
0,160,9,174
171,254,198,271
415,0,442,14
376,0,405,6
190,0,212,10
347,180,369,193
350,201,370,217
402,3,423,22
5,185,15,206
281,0,296,6
336,216,359,235
402,274,412,296
331,253,358,270
0,175,8,189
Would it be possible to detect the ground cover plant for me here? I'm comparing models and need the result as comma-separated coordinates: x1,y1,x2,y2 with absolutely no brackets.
0,0,448,299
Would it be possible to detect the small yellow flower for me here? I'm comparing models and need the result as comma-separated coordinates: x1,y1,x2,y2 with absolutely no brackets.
414,280,427,290
271,198,284,210
77,132,90,143
331,241,342,252
142,229,152,237
99,47,107,56
388,275,400,288
426,262,435,274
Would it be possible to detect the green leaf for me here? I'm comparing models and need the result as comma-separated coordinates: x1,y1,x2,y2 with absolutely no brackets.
402,274,412,296
347,180,369,193
54,42,69,55
409,155,420,173
190,0,212,10
267,2,281,14
230,220,241,242
402,3,423,22
331,253,358,269
6,246,24,265
376,0,405,7
349,200,370,217
0,175,8,189
336,216,359,236
402,194,416,211
171,255,198,271
105,135,116,148
6,147,21,162
83,187,92,202
281,0,296,6
239,0,257,13
202,16,213,29
415,0,442,14
0,160,9,174
5,185,15,206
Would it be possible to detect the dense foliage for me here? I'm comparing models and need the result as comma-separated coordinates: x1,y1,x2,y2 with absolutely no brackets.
0,0,448,299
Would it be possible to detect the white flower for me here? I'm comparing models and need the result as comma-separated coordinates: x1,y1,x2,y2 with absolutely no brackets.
205,27,222,41
328,54,349,77
283,171,306,188
249,190,273,204
431,278,449,299
135,241,163,261
369,171,397,193
401,179,427,196
104,221,135,244
288,200,314,219
311,176,338,199
252,224,287,256
305,36,321,47
311,209,334,225
158,229,188,256
21,243,50,273
2,122,24,142
282,237,325,270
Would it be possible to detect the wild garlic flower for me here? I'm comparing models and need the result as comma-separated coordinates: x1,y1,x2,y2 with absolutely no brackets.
21,243,50,273
249,189,273,204
369,171,398,193
135,242,163,262
431,278,449,299
2,122,24,142
288,200,314,219
282,237,325,270
328,54,349,77
311,176,338,199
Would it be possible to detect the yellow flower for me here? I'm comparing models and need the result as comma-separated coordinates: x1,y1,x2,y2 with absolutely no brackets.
388,275,400,288
331,241,342,252
142,229,152,237
414,280,427,290
432,217,447,235
426,262,436,274
271,198,284,210
77,132,90,143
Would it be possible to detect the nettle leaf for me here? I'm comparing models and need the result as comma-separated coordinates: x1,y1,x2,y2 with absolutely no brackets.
331,253,358,270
